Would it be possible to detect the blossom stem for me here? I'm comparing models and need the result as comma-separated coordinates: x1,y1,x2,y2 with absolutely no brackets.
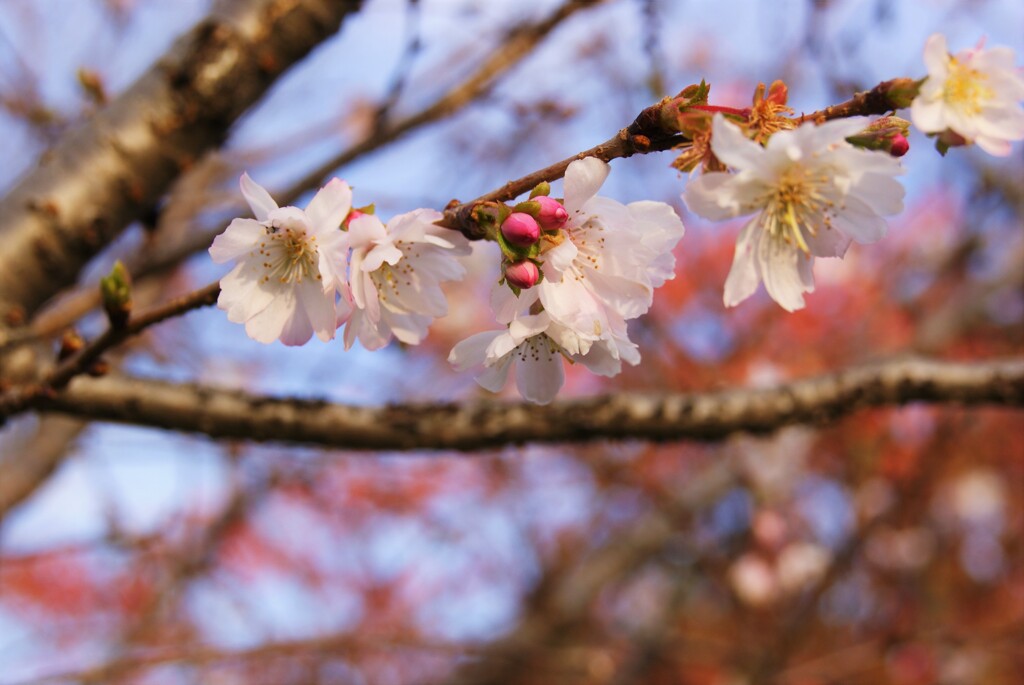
796,78,920,125
437,103,686,239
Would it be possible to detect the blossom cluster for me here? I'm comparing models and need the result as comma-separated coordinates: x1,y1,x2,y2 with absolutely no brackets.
209,33,1022,404
209,173,469,348
448,158,685,404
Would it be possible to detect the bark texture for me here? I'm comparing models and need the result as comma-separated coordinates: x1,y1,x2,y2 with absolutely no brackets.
35,357,1024,451
0,0,362,330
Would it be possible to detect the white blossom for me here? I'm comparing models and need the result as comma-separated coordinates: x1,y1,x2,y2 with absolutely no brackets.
535,157,685,340
447,310,638,405
209,173,350,346
684,115,905,312
340,209,470,350
911,33,1024,157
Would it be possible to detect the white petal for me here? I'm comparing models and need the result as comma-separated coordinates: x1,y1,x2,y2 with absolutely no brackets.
832,195,889,244
491,283,537,323
209,218,264,263
758,235,811,312
508,312,552,342
911,96,952,134
515,339,564,404
449,331,503,371
574,341,622,377
922,34,950,76
363,242,403,271
540,238,578,278
683,172,742,220
723,219,763,308
305,178,352,233
297,277,338,342
563,157,610,215
347,214,388,248
628,200,686,252
805,226,851,258
239,173,278,221
477,354,514,393
243,288,297,345
380,309,431,345
584,268,652,319
710,115,765,170
217,261,275,323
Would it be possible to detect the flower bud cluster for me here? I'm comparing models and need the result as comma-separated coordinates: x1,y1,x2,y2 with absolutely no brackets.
496,184,570,292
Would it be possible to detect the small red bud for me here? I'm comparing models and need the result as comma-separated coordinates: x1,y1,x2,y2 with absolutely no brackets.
504,260,540,289
533,196,569,231
889,133,910,157
500,212,541,247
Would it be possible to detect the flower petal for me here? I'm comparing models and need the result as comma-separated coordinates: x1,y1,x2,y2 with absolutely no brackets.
240,173,278,222
209,218,264,263
563,157,610,215
515,338,564,404
305,178,352,233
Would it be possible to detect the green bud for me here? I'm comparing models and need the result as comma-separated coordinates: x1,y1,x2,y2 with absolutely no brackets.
528,182,551,199
99,260,132,328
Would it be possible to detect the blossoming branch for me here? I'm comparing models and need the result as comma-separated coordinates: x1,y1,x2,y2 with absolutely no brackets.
205,33,1024,404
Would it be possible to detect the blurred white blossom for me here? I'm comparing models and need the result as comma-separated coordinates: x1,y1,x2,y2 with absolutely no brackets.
911,33,1024,156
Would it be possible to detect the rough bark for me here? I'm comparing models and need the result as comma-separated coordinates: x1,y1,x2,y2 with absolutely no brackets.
34,357,1024,451
0,0,362,332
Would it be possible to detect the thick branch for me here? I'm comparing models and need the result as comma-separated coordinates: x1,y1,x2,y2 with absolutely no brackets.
0,0,363,330
32,357,1024,451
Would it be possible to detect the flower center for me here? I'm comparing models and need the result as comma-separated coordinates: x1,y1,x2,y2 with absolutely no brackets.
369,241,417,308
943,58,993,115
258,220,320,284
759,166,834,254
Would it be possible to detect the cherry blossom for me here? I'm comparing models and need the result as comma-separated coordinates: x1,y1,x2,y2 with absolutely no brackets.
911,34,1024,156
684,115,905,312
341,208,471,350
447,310,639,405
209,173,351,346
534,157,685,340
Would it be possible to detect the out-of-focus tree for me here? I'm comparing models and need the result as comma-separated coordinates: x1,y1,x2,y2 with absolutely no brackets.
0,1,1021,684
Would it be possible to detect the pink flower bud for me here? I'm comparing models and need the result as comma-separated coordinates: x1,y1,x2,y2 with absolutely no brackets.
889,133,910,157
343,209,365,230
504,260,539,289
500,212,541,246
533,196,569,231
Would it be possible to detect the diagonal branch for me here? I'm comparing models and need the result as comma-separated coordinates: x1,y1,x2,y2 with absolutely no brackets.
0,0,364,333
30,356,1024,451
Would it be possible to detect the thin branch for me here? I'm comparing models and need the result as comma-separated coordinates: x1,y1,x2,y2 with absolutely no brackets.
795,78,914,124
28,356,1024,451
0,282,220,420
437,104,684,239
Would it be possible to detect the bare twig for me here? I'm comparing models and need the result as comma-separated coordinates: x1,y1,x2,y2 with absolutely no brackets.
0,282,220,420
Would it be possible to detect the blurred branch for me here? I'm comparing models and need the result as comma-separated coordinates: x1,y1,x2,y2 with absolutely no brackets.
0,416,84,521
12,0,606,347
0,282,220,420
28,356,1024,450
0,0,364,336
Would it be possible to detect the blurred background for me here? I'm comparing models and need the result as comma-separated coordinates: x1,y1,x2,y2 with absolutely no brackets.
0,0,1021,683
